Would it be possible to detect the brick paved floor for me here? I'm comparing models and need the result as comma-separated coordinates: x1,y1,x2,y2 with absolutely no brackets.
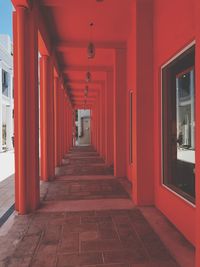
0,146,181,267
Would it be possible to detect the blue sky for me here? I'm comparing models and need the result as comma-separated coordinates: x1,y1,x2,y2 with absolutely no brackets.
0,1,13,39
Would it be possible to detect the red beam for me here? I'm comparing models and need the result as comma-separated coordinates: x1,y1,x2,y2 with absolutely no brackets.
63,65,112,72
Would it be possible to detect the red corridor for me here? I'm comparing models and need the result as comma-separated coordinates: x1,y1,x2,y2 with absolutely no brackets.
0,0,200,266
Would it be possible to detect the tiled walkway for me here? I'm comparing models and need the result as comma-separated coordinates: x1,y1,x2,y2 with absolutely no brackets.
0,146,181,267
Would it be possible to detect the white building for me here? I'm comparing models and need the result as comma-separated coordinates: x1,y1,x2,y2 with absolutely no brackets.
0,35,14,152
75,109,91,145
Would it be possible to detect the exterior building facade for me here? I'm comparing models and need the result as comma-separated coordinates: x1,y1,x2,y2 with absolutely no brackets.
75,109,91,145
0,35,14,152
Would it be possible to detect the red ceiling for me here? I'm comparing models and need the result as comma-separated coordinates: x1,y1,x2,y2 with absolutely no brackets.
14,0,133,108
41,0,132,43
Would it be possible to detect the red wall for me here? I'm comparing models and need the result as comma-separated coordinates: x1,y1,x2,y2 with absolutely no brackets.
153,0,196,245
127,0,196,245
126,1,136,183
127,0,155,205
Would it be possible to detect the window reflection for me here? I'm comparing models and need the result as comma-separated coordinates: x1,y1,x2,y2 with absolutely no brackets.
176,69,195,164
162,45,195,203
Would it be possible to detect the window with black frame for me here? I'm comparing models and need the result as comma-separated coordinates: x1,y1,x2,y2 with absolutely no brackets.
162,45,195,203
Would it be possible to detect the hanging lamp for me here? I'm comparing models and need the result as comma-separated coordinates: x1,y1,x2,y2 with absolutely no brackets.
87,22,95,59
84,85,89,97
86,71,92,83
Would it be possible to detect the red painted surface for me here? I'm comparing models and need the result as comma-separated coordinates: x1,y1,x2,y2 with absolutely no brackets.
105,71,114,166
12,0,30,8
113,49,127,177
153,0,196,245
10,0,199,264
13,4,39,214
136,0,154,205
54,77,60,167
40,55,55,181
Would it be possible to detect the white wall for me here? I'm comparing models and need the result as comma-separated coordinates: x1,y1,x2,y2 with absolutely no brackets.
0,35,13,151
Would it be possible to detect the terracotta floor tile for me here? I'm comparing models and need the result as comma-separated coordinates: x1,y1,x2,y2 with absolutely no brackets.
81,239,124,252
56,252,103,267
0,146,181,267
103,249,148,264
59,232,79,254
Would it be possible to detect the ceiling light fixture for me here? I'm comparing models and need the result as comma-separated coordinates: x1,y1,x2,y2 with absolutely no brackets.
87,22,95,59
86,71,92,83
84,85,89,97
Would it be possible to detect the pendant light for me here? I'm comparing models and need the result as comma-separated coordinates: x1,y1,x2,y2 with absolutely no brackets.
84,85,89,97
86,71,92,83
87,22,95,59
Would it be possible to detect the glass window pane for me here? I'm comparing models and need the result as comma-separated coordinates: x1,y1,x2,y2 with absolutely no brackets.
162,46,195,203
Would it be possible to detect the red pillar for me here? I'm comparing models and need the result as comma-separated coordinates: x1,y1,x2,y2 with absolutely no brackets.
90,109,93,146
64,95,68,153
58,84,63,161
92,109,95,149
113,49,127,177
54,76,60,167
69,108,73,149
99,89,103,156
96,93,101,154
40,55,55,181
66,104,69,152
101,83,106,159
95,107,98,151
63,92,66,154
13,4,39,214
62,90,65,155
105,71,114,166
132,0,154,205
195,0,200,265
58,85,61,160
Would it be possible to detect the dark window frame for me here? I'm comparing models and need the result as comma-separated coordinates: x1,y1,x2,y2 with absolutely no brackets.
161,44,195,204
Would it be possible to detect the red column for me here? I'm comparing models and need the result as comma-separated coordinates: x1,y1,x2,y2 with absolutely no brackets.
58,83,62,163
133,0,154,205
58,85,63,161
69,108,73,149
113,49,127,177
90,109,93,146
101,83,106,159
72,110,76,147
64,95,67,154
95,107,98,151
94,107,98,150
13,4,39,214
92,109,95,148
96,93,101,154
195,0,200,265
66,104,69,152
64,95,68,154
54,77,60,167
60,90,64,156
105,71,114,166
40,55,55,181
99,89,103,156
